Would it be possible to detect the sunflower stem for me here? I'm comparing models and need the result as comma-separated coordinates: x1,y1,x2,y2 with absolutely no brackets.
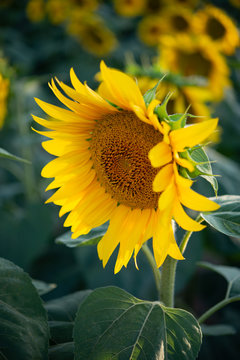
160,215,204,308
160,256,177,307
142,243,161,301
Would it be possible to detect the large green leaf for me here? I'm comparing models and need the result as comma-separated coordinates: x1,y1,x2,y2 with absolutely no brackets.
74,286,202,360
48,343,74,360
198,261,240,298
45,290,91,348
201,195,240,238
0,258,49,360
0,147,30,164
56,223,108,248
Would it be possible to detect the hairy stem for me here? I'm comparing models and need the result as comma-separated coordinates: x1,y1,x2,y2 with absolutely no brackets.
142,243,161,301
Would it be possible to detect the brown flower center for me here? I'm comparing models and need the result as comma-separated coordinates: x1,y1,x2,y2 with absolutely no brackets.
206,17,226,40
90,111,163,209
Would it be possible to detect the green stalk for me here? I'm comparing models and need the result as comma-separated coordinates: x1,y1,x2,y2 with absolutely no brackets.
198,296,240,324
160,216,204,307
142,243,161,301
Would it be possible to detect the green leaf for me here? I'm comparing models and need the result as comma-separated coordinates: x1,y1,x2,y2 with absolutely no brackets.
188,147,218,195
198,261,240,298
0,147,31,164
49,342,74,360
56,222,108,248
201,195,240,238
32,279,57,296
201,324,236,336
74,286,202,360
207,148,240,195
143,79,162,106
46,290,92,345
0,257,49,360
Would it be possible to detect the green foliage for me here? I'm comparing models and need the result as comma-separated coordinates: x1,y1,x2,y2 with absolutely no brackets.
73,286,202,360
198,261,240,299
0,257,49,360
0,147,30,164
187,147,218,195
56,222,108,248
201,324,236,336
201,195,240,238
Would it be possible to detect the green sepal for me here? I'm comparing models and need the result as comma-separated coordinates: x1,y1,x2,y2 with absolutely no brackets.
154,92,172,121
168,112,188,130
183,147,218,195
143,78,164,106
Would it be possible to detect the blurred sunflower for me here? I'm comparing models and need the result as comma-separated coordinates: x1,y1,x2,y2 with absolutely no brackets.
145,0,164,13
46,0,69,25
113,0,146,17
26,0,45,22
229,0,240,8
158,34,230,100
138,15,165,46
0,73,9,129
159,6,195,35
34,62,219,272
162,0,198,8
67,13,117,56
194,5,239,55
69,0,98,13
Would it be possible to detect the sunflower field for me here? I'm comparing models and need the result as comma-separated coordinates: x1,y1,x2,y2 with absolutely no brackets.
0,0,240,359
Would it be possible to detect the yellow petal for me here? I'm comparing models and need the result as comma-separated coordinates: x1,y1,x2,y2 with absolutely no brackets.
170,118,219,151
158,181,176,211
179,185,220,212
97,205,131,267
153,163,174,192
173,199,206,231
175,156,195,172
148,142,172,168
100,61,146,111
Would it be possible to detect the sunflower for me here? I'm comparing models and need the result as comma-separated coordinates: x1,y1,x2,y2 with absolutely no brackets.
34,62,219,273
67,13,117,56
162,0,198,8
194,5,239,55
113,0,146,17
158,34,230,100
138,15,166,46
159,6,195,35
229,0,240,8
0,73,9,129
26,0,45,23
46,0,69,24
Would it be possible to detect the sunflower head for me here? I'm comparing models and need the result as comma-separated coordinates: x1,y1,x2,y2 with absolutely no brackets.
34,61,220,273
194,5,239,55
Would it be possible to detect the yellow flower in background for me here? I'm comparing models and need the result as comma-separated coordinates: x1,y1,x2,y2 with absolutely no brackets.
0,73,9,129
158,34,230,101
114,0,146,17
158,6,195,35
138,15,165,46
67,13,117,56
69,0,98,13
194,5,239,55
46,0,69,25
34,62,219,273
229,0,240,8
26,0,45,22
162,0,198,8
